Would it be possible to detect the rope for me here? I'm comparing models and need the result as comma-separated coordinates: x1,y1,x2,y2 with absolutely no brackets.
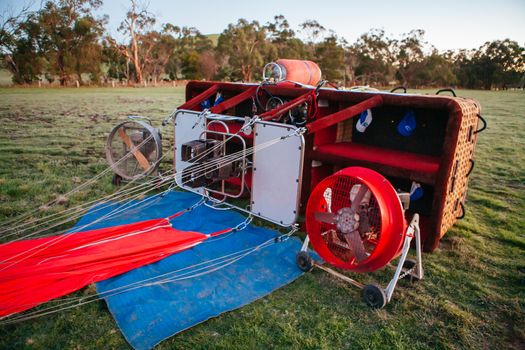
0,225,298,324
0,129,283,249
0,112,272,240
0,117,304,271
0,157,177,242
0,131,159,233
0,107,241,240
1,176,169,241
0,168,172,235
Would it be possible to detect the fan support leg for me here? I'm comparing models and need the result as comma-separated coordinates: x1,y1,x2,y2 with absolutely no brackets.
112,174,123,187
298,214,423,308
384,213,423,303
300,235,310,252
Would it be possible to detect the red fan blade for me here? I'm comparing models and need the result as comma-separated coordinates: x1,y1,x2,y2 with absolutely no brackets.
350,184,369,211
344,230,368,262
314,212,337,225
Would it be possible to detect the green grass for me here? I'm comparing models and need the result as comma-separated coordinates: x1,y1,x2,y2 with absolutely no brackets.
0,87,523,349
0,69,13,86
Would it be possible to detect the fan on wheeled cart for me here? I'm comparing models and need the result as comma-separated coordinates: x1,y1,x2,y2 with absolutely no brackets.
298,167,423,308
105,118,163,184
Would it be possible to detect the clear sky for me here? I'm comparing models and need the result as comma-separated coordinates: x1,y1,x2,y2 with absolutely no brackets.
2,0,524,51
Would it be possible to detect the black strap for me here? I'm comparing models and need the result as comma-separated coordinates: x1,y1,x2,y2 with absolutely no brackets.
474,114,487,134
456,202,465,219
390,86,407,93
436,88,457,97
466,159,475,177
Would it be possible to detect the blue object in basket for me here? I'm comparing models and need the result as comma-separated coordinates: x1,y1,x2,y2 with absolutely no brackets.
410,181,424,201
213,92,224,106
200,99,211,109
397,110,417,136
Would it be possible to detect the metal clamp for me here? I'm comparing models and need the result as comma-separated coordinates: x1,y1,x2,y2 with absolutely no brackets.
233,215,253,232
287,127,307,139
187,197,206,212
160,179,179,196
240,116,260,135
162,109,180,126
192,109,210,129
275,224,300,243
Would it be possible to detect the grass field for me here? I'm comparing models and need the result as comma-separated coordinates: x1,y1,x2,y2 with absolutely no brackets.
0,70,13,86
0,87,523,349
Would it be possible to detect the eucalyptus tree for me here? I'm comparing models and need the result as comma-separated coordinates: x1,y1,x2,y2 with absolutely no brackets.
217,19,271,82
38,0,105,85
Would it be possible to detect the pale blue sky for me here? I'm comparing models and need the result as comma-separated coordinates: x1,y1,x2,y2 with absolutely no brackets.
2,0,524,51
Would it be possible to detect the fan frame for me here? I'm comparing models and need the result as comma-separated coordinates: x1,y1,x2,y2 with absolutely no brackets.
305,166,406,272
105,119,163,180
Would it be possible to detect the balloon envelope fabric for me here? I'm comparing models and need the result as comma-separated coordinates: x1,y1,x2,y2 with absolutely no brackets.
72,191,309,350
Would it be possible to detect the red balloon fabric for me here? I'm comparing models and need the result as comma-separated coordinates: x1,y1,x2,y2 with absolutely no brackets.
0,219,207,318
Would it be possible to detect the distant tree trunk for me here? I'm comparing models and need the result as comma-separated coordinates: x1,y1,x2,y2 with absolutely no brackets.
58,52,67,86
129,18,143,84
75,61,83,85
241,65,252,82
4,55,19,78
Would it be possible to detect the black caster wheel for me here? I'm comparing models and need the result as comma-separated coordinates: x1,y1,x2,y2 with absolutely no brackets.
402,258,418,282
296,251,314,272
112,174,123,187
362,284,387,309
403,258,417,270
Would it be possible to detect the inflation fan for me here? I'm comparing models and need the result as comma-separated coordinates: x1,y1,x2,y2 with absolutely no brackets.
299,167,423,308
105,118,162,182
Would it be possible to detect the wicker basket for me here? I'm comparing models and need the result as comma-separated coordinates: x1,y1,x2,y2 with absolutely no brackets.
437,98,481,239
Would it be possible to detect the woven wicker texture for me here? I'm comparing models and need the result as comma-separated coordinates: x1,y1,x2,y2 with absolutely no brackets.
438,98,481,237
335,118,353,143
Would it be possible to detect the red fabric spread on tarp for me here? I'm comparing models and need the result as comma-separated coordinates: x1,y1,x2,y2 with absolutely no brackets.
0,219,207,318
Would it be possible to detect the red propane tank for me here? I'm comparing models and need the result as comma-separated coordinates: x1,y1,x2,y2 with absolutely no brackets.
263,59,322,86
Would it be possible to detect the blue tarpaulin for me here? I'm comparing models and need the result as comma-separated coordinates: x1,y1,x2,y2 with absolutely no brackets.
73,191,308,350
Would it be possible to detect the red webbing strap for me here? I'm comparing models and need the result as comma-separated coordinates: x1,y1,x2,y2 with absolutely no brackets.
306,95,384,134
210,86,257,114
208,228,233,237
307,91,318,119
260,90,314,121
167,210,186,220
178,84,219,110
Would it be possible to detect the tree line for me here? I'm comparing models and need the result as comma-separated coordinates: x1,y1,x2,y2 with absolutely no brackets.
1,0,524,89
